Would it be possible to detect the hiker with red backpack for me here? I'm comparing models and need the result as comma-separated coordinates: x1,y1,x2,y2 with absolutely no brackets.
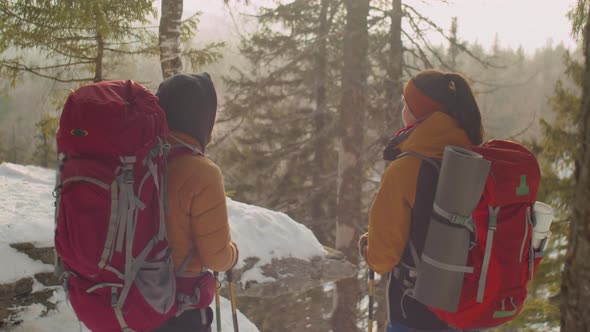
54,73,238,332
358,69,546,332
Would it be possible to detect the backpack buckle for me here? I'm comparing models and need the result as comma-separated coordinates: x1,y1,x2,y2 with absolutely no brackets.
451,214,475,232
122,168,134,184
120,157,136,184
177,287,201,305
111,287,119,307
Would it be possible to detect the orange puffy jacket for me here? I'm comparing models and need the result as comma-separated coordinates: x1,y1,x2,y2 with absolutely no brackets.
365,112,472,274
165,131,238,275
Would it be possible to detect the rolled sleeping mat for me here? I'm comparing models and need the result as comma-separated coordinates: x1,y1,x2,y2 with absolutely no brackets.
414,146,491,312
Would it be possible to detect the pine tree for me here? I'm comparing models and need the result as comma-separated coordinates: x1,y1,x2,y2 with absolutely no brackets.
216,1,343,329
0,0,221,83
219,0,343,245
332,1,370,331
562,0,590,330
448,17,460,71
0,0,159,83
489,50,581,332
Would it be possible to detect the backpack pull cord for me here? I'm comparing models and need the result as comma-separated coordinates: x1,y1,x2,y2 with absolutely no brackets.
169,134,203,155
400,288,413,319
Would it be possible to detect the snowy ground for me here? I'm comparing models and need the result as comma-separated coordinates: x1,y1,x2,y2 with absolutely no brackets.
0,162,326,331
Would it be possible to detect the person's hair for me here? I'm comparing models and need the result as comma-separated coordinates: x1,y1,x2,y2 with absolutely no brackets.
412,69,484,145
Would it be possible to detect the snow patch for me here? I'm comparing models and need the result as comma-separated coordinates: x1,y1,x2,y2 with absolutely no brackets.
8,289,260,332
227,198,325,285
0,244,52,284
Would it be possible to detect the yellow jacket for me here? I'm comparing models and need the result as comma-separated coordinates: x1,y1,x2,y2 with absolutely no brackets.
366,112,472,274
165,131,238,275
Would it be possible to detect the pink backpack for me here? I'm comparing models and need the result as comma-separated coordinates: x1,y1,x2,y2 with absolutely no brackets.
54,80,213,331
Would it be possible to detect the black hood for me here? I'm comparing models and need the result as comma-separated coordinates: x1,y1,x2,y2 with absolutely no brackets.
156,73,217,151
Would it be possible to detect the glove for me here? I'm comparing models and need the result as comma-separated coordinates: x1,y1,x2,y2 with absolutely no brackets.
176,272,216,309
358,233,368,259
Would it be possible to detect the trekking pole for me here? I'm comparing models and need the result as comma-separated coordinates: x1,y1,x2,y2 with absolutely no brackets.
368,269,375,332
226,269,239,332
214,271,222,332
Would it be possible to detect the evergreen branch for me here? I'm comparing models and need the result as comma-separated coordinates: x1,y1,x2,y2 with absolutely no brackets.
0,64,94,83
103,46,158,54
0,5,89,30
1,59,94,71
507,111,538,140
403,4,499,69
401,29,433,68
0,60,94,83
39,43,97,61
472,71,540,88
406,15,450,69
224,2,246,40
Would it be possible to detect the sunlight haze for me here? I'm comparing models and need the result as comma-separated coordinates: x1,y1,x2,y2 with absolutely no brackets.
186,0,579,54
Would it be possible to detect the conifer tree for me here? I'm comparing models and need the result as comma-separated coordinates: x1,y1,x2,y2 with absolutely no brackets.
217,2,344,328
219,0,343,245
333,1,370,331
489,50,581,332
0,0,220,83
0,0,158,83
562,0,590,330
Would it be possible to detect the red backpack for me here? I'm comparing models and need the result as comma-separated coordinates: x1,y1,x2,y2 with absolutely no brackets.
427,140,543,330
54,80,214,332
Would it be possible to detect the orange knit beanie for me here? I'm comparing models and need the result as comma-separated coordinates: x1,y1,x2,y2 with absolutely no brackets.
403,78,446,120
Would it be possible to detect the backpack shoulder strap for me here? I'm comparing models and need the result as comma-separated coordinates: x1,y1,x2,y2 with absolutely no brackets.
167,144,203,162
397,151,440,172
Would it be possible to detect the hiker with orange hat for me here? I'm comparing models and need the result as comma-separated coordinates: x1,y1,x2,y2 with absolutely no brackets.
358,69,484,332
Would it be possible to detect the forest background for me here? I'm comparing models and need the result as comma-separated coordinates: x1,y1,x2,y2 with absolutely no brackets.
0,0,585,331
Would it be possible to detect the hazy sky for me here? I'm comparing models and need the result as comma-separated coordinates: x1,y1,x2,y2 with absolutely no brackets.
413,0,579,53
183,0,579,55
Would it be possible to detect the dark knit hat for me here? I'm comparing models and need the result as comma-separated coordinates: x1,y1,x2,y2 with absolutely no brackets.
156,73,217,151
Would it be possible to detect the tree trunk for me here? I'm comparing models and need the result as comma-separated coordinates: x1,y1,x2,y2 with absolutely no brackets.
310,0,332,245
159,0,183,79
384,0,403,136
449,17,459,71
561,4,590,332
375,2,403,328
332,1,370,331
94,32,104,83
